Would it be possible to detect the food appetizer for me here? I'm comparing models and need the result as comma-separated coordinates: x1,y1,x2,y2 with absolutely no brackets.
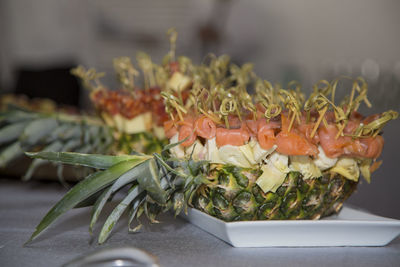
23,54,397,244
1,27,396,245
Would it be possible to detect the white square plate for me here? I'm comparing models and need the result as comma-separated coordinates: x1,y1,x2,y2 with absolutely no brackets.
181,206,400,247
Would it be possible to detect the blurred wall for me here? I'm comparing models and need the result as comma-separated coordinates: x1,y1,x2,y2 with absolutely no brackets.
2,0,400,96
1,0,400,218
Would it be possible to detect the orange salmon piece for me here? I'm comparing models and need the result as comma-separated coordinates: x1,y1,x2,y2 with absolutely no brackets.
216,127,250,147
195,116,216,139
276,131,318,156
178,125,197,147
164,120,178,139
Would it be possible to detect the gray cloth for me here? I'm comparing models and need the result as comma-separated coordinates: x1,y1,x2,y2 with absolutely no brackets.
0,180,399,267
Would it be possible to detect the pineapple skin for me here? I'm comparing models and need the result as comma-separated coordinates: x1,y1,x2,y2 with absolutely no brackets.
193,165,358,221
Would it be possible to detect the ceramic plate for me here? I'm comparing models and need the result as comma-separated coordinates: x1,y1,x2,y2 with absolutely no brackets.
182,206,400,247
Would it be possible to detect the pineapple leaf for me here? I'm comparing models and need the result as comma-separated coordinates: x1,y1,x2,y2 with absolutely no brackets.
19,118,58,149
136,158,167,204
160,136,188,157
0,121,28,145
89,163,151,233
128,197,145,232
25,151,152,169
153,153,186,177
25,159,146,244
172,192,184,216
46,124,73,143
0,110,39,124
74,188,109,208
56,164,69,188
23,141,64,181
90,187,113,234
98,184,143,244
0,141,22,168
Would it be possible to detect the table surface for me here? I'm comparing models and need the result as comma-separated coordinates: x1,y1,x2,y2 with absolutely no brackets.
1,179,399,267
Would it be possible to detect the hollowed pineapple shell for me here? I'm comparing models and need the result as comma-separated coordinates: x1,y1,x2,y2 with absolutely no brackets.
194,165,358,221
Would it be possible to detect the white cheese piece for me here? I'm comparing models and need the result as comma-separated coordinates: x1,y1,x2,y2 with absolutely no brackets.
169,133,185,158
290,155,322,180
313,146,338,171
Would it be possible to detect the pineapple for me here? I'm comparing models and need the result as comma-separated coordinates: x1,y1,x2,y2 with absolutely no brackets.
0,108,113,182
25,149,357,244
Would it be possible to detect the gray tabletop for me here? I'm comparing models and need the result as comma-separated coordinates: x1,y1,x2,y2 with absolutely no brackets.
0,179,399,267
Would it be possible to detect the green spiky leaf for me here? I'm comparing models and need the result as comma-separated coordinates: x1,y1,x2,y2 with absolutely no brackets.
25,151,151,169
0,121,28,145
136,158,167,204
19,118,58,148
26,158,147,244
89,162,154,233
0,141,22,167
98,185,143,244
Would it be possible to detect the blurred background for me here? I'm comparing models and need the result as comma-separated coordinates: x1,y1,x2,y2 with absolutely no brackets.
0,0,399,218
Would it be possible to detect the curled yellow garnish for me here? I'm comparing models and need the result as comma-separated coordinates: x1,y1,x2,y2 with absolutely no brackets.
70,66,105,91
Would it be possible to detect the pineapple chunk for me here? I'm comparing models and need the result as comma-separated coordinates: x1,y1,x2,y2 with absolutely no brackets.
167,72,192,92
290,155,322,180
111,112,152,134
249,139,276,163
169,134,185,158
206,138,224,164
313,146,338,170
101,112,115,128
218,145,253,168
330,157,360,182
358,159,372,183
256,152,290,193
239,143,257,166
122,112,152,134
185,139,206,160
268,152,290,173
256,164,288,193
153,125,166,140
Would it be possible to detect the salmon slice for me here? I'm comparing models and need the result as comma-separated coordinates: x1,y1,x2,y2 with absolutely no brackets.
343,120,360,135
275,130,318,156
258,126,275,150
256,119,279,150
275,114,317,156
361,136,384,158
195,115,216,139
244,120,258,137
178,125,197,147
177,116,195,127
164,120,178,139
297,123,320,145
216,127,250,147
318,125,348,158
